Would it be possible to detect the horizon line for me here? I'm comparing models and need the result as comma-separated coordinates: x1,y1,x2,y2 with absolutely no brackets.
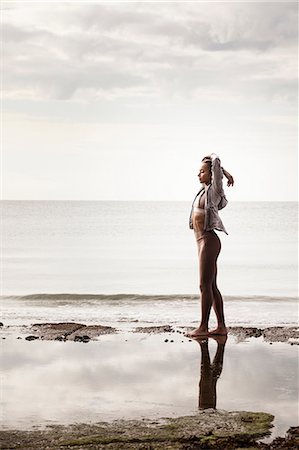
1,199,298,202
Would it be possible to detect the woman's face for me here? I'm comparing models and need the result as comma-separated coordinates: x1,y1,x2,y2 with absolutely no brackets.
198,162,211,185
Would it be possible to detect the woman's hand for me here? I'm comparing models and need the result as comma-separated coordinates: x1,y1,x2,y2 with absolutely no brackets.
222,168,234,187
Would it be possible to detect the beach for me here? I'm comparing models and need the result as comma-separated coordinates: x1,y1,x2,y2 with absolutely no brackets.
1,313,298,449
1,201,298,448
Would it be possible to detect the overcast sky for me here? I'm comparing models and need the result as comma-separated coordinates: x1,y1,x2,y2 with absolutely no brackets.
2,1,298,201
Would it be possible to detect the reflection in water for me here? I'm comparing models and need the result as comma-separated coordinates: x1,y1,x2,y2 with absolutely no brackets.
196,336,227,410
1,335,297,437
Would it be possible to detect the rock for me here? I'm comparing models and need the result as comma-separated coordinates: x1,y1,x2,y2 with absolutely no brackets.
286,425,299,441
74,335,90,343
31,323,85,340
0,322,3,327
0,410,275,449
28,323,117,341
263,326,299,344
67,325,116,340
133,325,174,334
25,335,39,341
270,426,299,449
164,339,168,342
228,326,262,342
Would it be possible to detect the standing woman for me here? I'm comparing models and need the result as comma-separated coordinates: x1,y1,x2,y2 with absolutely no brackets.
186,153,234,338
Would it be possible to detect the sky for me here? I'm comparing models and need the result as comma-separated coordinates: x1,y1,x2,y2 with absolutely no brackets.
2,0,298,201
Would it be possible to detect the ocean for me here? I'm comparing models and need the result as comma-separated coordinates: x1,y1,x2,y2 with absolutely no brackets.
1,200,298,327
1,200,298,434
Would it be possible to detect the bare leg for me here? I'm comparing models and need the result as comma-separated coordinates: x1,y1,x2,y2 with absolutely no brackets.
209,269,227,336
186,231,219,338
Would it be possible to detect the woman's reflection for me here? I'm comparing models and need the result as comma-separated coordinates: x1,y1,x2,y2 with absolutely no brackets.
195,335,227,409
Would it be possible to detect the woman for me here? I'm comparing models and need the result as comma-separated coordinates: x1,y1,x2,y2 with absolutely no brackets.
186,153,234,338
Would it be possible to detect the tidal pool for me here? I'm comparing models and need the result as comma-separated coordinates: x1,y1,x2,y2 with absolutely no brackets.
1,333,298,440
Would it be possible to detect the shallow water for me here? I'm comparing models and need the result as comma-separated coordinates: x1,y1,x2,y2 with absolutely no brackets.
1,295,298,328
1,333,298,440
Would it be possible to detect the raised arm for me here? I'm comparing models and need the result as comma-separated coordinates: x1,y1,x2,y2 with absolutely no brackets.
202,153,224,195
203,153,234,189
222,168,234,187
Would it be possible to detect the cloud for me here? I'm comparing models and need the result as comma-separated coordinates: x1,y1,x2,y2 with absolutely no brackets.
178,2,298,52
2,2,298,102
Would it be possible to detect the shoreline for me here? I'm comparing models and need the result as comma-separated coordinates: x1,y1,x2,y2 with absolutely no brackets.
1,322,298,344
1,323,298,449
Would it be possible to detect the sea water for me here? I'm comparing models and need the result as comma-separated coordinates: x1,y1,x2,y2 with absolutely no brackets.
1,200,298,327
1,200,298,296
1,334,298,438
1,201,298,437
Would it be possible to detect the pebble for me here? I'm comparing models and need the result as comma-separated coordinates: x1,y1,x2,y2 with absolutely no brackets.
25,336,39,341
164,339,168,342
74,335,90,343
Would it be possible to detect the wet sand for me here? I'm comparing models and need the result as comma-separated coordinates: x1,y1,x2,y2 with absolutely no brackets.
1,323,298,449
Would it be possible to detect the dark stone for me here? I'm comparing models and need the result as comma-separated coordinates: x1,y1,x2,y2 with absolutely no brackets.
164,339,168,342
0,322,3,326
25,335,39,341
286,425,299,441
74,335,90,343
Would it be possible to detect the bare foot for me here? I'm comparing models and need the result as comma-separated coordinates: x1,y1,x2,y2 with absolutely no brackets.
185,327,209,338
208,326,228,336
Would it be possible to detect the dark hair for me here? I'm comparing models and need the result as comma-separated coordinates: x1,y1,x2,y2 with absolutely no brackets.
201,157,212,173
